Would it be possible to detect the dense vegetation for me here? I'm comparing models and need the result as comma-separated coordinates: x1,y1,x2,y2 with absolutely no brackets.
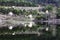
56,8,60,18
57,8,60,16
0,26,59,40
0,34,56,40
0,7,38,15
0,0,37,7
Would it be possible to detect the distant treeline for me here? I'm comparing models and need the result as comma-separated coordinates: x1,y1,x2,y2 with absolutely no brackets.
0,1,37,7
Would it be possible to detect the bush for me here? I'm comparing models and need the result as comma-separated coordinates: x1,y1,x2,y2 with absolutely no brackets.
0,7,38,15
45,5,53,11
57,8,60,16
0,1,37,7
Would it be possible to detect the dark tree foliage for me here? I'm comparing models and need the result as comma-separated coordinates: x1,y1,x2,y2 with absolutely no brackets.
0,1,37,7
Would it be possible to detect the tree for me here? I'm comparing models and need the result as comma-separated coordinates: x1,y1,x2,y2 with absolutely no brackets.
12,9,20,15
57,8,60,16
45,5,53,11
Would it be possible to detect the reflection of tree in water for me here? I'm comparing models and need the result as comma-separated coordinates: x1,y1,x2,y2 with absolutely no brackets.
0,34,58,40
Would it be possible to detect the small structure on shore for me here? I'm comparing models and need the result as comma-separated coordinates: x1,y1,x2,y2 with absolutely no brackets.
46,10,49,14
28,22,32,28
8,26,13,30
8,12,13,16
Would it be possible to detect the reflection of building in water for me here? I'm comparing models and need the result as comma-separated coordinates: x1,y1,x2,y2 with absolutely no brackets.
41,19,60,25
0,14,36,28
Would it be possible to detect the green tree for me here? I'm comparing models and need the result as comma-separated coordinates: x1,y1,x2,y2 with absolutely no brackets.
12,9,20,15
45,5,53,11
57,8,60,16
